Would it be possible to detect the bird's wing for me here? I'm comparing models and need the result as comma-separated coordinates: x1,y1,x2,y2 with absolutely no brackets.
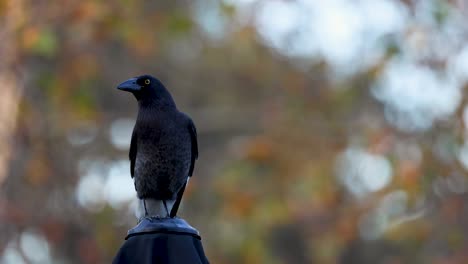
170,118,198,217
129,129,137,178
188,118,198,177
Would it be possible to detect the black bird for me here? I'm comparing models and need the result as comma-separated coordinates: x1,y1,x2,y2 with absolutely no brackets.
117,75,198,218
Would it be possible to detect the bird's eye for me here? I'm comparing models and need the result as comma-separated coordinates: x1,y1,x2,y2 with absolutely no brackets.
144,79,151,85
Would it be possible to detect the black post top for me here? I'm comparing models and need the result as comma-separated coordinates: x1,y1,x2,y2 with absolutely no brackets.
126,217,200,240
114,217,209,263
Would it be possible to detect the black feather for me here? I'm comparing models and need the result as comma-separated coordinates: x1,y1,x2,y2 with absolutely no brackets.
170,118,198,217
129,130,137,178
188,119,198,176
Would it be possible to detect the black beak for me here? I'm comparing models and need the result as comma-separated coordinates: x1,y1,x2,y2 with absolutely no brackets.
117,78,140,92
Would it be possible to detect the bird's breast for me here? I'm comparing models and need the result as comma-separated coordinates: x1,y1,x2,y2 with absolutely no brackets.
134,128,192,178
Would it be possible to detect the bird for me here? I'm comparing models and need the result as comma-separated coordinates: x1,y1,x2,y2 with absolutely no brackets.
117,74,198,218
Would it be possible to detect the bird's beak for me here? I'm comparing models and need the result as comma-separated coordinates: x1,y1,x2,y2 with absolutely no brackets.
117,78,141,92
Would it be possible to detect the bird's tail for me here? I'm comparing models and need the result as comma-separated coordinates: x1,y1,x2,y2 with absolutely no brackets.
169,179,189,217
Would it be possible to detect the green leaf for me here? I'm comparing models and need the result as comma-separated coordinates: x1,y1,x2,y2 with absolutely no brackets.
30,27,58,57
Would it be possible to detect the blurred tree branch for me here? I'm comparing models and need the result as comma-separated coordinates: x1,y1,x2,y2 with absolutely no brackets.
0,0,24,186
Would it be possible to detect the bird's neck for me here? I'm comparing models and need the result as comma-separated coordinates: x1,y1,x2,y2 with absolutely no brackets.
139,100,177,112
136,103,177,125
137,89,177,109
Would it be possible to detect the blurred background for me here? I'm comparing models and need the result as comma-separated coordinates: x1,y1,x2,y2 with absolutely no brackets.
1,0,468,263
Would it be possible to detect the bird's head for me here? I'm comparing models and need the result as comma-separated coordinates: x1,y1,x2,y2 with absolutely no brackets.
117,75,176,107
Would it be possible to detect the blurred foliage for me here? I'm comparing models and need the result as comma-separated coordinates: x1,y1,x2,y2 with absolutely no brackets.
1,0,468,263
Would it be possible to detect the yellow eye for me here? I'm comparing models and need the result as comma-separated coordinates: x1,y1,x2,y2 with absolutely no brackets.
144,79,151,85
